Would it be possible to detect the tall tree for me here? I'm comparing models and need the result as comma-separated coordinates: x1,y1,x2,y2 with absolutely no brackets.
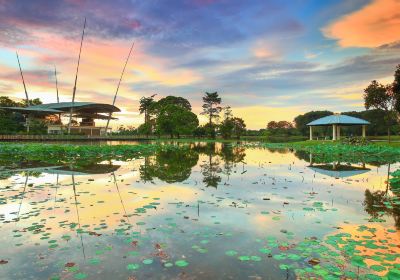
139,94,156,125
364,80,396,142
393,64,400,112
201,92,222,137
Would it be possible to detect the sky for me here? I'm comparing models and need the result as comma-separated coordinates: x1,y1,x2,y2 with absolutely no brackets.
0,0,399,129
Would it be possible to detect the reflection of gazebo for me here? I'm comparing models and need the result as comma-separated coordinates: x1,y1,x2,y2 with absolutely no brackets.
308,164,370,178
307,114,370,140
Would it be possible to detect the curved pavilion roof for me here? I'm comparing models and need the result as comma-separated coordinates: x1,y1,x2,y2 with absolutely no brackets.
0,102,120,117
307,114,370,126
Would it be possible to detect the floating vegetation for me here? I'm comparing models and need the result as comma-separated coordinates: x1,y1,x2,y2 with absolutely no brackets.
0,142,399,279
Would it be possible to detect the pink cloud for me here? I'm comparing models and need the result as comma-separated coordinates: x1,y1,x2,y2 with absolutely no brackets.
323,0,400,48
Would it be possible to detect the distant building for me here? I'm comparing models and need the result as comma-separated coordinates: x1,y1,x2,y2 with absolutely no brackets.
0,102,120,136
307,113,370,140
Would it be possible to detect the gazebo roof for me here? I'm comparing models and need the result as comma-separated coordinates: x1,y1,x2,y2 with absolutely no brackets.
307,114,370,126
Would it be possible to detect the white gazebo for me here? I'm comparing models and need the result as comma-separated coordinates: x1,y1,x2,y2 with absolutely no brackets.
307,114,370,141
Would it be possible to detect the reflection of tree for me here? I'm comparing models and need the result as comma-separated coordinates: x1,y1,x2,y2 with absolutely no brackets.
139,149,199,183
194,143,246,188
220,144,246,179
364,189,400,229
201,152,221,188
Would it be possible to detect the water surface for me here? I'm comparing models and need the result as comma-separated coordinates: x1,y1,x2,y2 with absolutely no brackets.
0,143,399,279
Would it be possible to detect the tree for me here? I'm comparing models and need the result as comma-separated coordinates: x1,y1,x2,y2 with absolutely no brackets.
0,96,26,134
393,64,400,108
232,117,246,139
201,91,222,138
219,107,234,139
156,104,199,138
156,96,191,111
294,111,333,136
364,80,396,142
219,118,234,139
139,94,156,126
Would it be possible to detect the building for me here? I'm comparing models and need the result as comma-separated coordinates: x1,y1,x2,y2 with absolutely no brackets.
0,102,120,136
307,114,370,140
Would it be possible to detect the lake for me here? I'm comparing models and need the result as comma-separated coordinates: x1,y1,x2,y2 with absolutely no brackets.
0,142,399,279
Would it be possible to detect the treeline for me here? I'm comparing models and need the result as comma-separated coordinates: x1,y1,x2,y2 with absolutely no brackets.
0,96,45,134
263,64,400,140
119,91,246,139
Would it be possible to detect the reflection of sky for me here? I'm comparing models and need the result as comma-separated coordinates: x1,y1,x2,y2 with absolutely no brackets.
0,147,399,279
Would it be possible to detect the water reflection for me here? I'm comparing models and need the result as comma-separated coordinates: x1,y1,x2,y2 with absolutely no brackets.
0,143,399,279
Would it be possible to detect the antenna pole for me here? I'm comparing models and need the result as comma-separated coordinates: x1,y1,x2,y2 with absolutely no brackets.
16,52,29,105
54,65,59,103
105,41,134,134
16,52,31,132
68,17,86,134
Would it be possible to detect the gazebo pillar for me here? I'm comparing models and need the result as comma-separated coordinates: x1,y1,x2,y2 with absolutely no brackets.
337,125,341,140
309,126,313,140
362,125,366,138
332,124,337,140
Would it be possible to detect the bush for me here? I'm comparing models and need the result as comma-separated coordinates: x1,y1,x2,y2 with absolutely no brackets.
340,136,370,146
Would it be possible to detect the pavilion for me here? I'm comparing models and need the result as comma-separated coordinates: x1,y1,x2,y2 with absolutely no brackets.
307,114,370,140
0,102,120,136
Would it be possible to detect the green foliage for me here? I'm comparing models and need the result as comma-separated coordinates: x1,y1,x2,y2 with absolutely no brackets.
0,96,44,134
201,92,222,137
231,117,246,139
155,104,199,138
267,120,298,137
393,64,400,111
294,111,333,136
113,125,137,135
364,80,394,111
137,123,152,136
28,119,48,135
339,136,370,146
219,118,235,139
155,96,191,111
139,94,156,126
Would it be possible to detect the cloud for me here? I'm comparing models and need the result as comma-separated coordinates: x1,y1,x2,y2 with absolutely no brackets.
322,0,400,48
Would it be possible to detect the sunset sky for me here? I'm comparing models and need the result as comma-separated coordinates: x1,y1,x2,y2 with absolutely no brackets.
0,0,399,129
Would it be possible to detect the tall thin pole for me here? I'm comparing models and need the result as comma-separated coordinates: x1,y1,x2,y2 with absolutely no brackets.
68,18,86,134
16,52,30,133
105,41,135,133
54,65,59,103
16,52,29,105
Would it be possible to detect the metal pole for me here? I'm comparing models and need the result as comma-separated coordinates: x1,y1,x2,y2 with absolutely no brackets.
105,41,135,133
16,52,29,104
16,52,31,132
68,18,86,134
54,65,59,103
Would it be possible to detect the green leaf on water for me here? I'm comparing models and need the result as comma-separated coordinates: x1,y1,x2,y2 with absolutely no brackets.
225,250,238,256
74,273,87,279
143,259,153,265
127,263,140,270
175,260,189,267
